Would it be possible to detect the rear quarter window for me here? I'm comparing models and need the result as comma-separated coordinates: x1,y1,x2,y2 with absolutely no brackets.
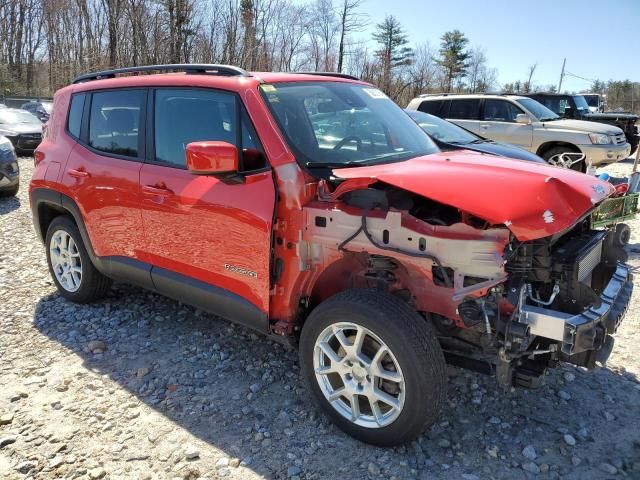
67,94,85,139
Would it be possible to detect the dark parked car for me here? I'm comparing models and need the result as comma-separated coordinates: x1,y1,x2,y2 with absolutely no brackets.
0,108,43,153
0,134,19,196
21,100,53,122
525,93,638,153
405,109,546,164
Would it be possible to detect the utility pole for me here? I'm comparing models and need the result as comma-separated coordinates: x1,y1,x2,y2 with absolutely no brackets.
557,58,566,92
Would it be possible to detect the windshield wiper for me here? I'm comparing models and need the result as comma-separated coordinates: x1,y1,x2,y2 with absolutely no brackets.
540,117,559,122
306,152,413,169
306,161,365,168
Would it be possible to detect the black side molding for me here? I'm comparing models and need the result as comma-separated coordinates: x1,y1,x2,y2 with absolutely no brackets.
151,266,268,333
107,256,153,290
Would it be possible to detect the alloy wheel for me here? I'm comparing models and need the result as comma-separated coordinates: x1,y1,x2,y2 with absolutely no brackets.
313,322,405,428
49,230,82,292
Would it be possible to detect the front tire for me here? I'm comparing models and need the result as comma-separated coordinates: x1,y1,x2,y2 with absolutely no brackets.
45,215,112,303
543,146,585,172
299,289,447,446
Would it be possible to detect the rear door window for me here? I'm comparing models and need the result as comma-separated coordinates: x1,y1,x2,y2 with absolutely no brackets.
444,99,480,120
482,99,524,122
418,100,443,115
88,90,145,158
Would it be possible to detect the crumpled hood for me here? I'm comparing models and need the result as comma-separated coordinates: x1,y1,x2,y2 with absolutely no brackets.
333,150,614,241
541,119,622,136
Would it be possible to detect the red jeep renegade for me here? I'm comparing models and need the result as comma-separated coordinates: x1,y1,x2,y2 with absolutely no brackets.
30,65,633,446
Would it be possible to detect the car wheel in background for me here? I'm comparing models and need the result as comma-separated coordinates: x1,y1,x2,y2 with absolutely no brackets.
615,223,631,246
543,146,586,172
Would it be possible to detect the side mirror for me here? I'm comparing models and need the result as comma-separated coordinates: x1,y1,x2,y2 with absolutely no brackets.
186,141,239,175
515,114,531,124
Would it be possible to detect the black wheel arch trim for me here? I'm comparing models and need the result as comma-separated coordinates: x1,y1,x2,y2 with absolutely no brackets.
31,188,105,271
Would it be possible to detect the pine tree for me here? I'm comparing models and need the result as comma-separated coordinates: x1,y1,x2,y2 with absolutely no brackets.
436,30,470,93
372,15,413,94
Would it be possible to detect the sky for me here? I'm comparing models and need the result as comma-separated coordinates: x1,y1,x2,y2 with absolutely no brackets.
308,0,640,92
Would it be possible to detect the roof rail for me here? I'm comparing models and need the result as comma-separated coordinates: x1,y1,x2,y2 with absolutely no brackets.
73,64,251,84
418,92,506,98
290,71,360,81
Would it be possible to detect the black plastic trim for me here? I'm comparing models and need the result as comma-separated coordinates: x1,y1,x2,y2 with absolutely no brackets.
30,188,107,272
290,72,360,81
151,266,268,333
73,64,250,84
29,188,62,241
107,256,153,290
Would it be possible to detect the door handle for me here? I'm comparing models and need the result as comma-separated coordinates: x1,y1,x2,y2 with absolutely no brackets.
142,185,173,196
480,124,491,129
68,168,90,178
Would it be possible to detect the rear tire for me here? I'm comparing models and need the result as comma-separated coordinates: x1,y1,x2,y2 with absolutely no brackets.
45,215,112,303
543,146,585,172
299,289,447,446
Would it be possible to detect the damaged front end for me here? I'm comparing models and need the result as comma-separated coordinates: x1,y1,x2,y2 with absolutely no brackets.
300,154,633,389
490,224,633,387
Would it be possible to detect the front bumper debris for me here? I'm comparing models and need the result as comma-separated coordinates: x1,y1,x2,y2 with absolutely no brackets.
519,263,633,357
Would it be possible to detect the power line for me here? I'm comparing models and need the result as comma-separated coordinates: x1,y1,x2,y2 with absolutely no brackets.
564,71,596,84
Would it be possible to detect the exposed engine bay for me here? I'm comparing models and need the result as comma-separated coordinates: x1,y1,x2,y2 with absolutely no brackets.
301,179,633,389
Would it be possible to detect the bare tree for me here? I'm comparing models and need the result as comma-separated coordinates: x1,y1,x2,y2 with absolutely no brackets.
523,62,537,93
336,0,366,73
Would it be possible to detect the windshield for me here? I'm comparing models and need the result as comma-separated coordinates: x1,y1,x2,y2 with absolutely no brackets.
260,82,439,168
515,98,559,122
406,110,479,144
0,110,40,124
583,94,599,107
573,95,590,111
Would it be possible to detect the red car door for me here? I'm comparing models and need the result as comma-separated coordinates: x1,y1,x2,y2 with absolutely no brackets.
139,88,276,324
60,89,147,263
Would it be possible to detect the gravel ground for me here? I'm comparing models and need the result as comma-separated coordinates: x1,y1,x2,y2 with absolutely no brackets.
1,156,639,480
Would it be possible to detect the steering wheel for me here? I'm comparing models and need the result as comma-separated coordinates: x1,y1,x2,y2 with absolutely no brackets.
333,135,362,151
